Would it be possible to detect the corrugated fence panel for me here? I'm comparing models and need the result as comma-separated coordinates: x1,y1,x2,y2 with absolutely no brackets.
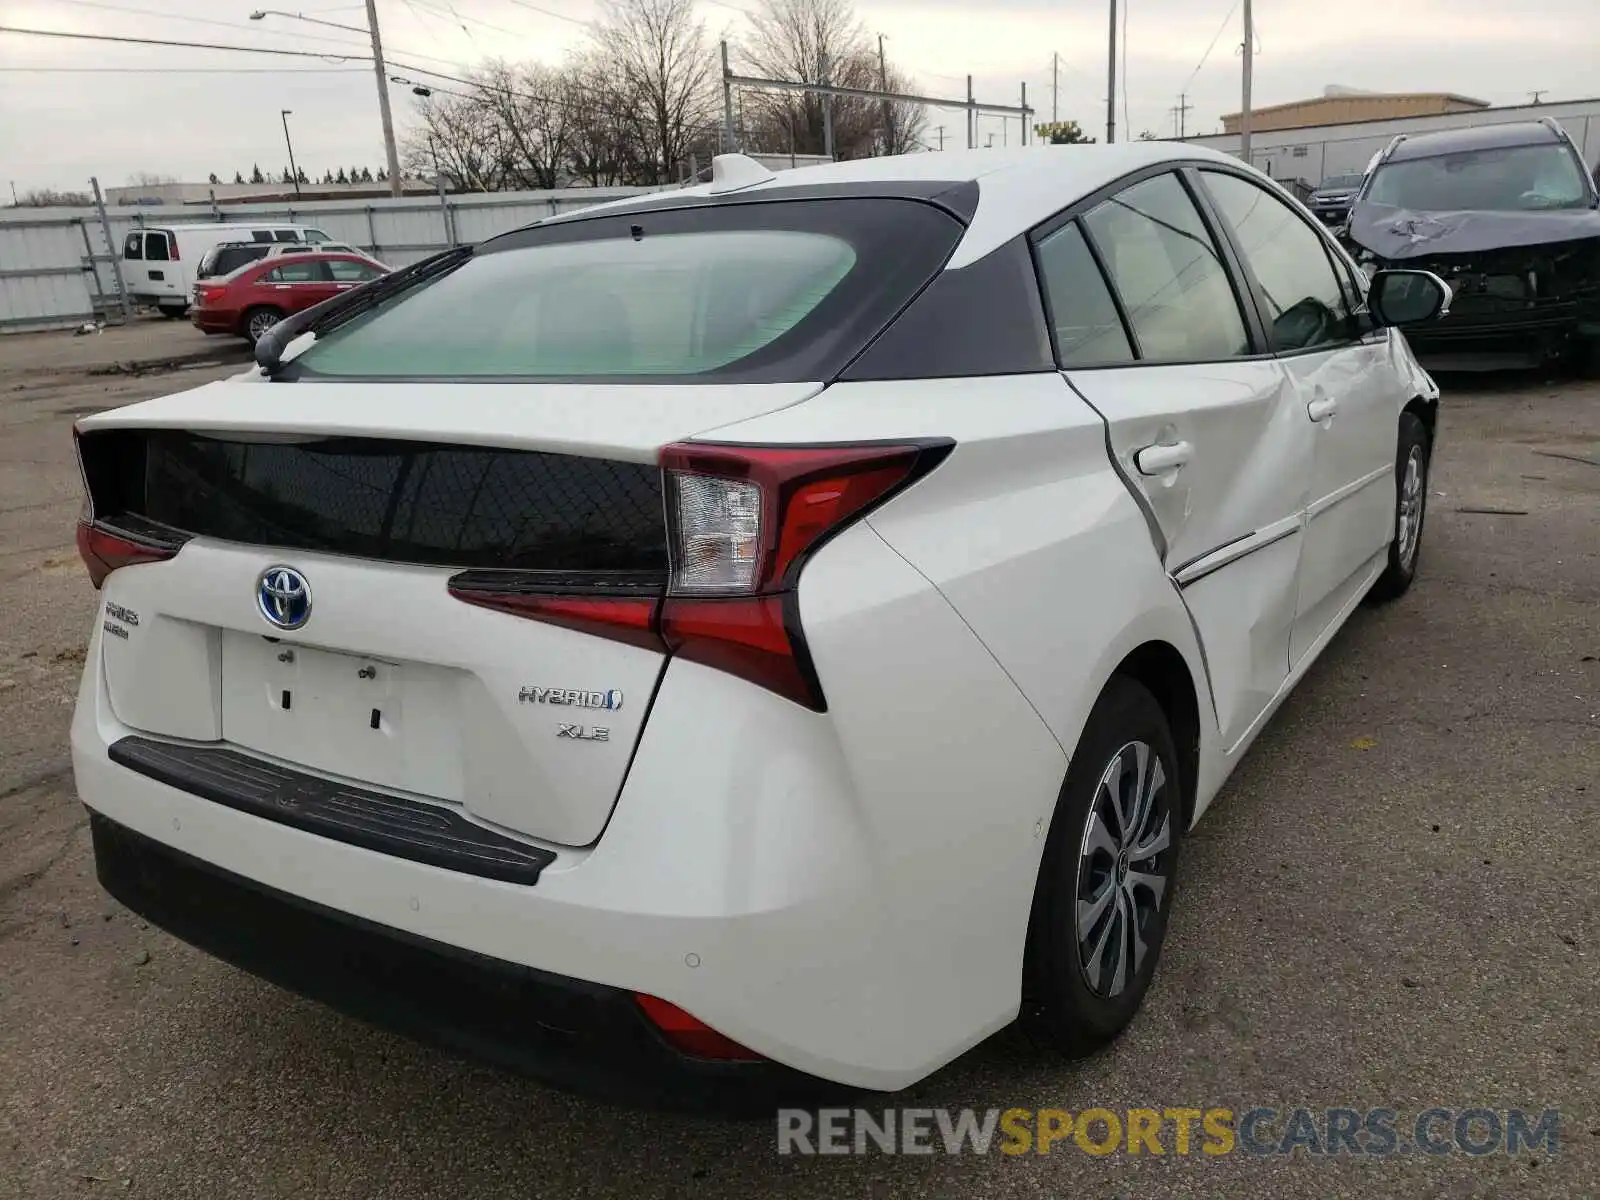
2,185,666,331
0,270,96,327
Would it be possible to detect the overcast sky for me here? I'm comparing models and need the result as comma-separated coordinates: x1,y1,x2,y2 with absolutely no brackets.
1,0,1592,194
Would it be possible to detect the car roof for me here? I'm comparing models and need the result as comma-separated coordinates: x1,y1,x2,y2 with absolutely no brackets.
1385,120,1564,163
526,143,1257,269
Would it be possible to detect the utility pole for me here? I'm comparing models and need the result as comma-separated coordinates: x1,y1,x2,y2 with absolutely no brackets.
935,125,945,151
1106,0,1118,143
721,41,735,151
1171,92,1192,139
1052,51,1059,123
967,74,974,149
280,110,302,198
1529,90,1547,105
878,34,891,155
362,0,402,195
821,51,835,160
1021,82,1028,145
1239,0,1254,164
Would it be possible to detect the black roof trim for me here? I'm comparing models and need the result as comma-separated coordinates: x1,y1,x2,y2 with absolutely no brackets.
479,178,980,251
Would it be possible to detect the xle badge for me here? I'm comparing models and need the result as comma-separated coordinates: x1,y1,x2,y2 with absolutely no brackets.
557,724,609,743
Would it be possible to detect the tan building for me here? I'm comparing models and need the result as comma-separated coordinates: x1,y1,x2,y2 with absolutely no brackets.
1221,87,1490,134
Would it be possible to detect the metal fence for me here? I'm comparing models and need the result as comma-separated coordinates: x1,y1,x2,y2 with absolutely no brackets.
0,184,663,333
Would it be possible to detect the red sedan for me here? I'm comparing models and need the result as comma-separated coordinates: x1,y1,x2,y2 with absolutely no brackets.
191,252,389,344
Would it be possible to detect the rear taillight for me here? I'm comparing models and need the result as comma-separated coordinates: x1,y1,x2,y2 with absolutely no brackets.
167,236,178,261
445,441,951,711
75,520,180,589
657,441,950,709
196,286,223,307
632,993,764,1061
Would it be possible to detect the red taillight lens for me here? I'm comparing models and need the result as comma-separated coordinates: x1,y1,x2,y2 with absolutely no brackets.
168,237,178,261
632,993,764,1061
659,441,951,710
75,520,180,589
446,584,664,653
197,286,223,306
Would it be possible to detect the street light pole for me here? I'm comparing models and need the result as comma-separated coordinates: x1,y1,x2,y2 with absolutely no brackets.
280,109,302,197
251,8,401,196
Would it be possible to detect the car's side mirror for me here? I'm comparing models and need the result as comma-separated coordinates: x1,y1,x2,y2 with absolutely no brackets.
1368,269,1453,327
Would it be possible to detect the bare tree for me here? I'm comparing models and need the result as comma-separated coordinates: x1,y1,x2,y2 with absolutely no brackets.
737,0,923,160
476,60,574,189
563,55,638,186
403,88,509,190
591,0,717,184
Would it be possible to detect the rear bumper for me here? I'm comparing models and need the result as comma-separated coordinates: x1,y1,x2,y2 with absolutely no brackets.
89,811,840,1115
189,309,237,335
70,518,1064,1095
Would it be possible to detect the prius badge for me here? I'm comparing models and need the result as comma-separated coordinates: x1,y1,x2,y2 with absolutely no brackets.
518,686,623,711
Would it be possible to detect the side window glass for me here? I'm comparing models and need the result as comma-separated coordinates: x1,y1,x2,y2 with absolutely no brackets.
1201,171,1354,352
123,233,143,260
251,230,275,243
267,261,320,282
1083,173,1251,363
144,232,170,262
329,259,381,282
1034,221,1133,365
304,229,332,244
262,267,283,283
273,230,300,243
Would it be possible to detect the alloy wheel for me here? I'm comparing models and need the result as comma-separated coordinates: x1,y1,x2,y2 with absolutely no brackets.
1396,446,1426,569
248,310,280,343
1074,740,1174,999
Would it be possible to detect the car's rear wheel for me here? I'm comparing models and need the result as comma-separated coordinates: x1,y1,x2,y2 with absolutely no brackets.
157,304,187,320
1021,676,1182,1057
243,306,284,346
1367,412,1431,604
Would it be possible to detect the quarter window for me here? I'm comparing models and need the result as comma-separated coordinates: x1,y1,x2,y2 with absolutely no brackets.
1201,171,1354,352
1034,221,1133,365
1082,173,1250,362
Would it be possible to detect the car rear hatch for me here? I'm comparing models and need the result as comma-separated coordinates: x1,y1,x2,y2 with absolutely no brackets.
75,380,825,848
74,189,971,851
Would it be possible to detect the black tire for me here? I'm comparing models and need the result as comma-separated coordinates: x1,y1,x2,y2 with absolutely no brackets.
157,304,187,320
1574,336,1600,381
1367,411,1431,604
1020,676,1183,1058
242,306,284,346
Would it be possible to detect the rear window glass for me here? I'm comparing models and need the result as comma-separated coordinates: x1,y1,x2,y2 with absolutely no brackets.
287,198,965,384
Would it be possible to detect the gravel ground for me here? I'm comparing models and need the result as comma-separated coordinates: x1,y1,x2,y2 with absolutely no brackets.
0,342,1595,1199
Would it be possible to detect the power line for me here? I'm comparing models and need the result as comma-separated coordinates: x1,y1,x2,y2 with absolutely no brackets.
34,0,467,66
499,0,591,27
0,65,368,72
1181,0,1240,95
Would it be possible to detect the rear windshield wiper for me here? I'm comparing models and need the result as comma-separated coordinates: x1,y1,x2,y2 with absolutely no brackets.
254,243,475,373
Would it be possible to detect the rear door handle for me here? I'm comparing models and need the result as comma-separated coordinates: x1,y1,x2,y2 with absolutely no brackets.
1308,396,1339,422
1134,441,1193,475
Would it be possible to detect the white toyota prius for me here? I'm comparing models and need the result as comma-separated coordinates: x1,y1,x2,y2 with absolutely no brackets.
70,145,1450,1111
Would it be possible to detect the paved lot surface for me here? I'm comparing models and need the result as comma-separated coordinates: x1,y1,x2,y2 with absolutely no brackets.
0,330,1596,1199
